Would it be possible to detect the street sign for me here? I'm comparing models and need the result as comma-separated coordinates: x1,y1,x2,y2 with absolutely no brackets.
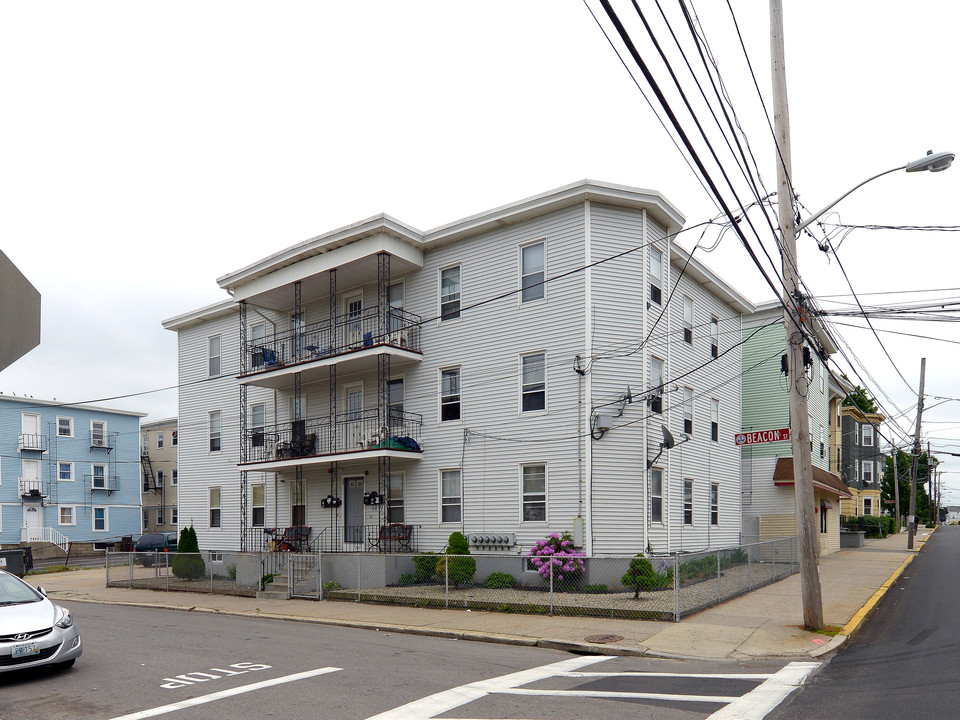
735,428,791,446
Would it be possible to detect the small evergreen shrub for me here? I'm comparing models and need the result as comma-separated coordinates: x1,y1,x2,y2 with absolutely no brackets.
482,571,518,589
447,531,470,554
172,525,206,580
621,554,673,598
413,553,437,581
582,584,608,594
398,573,417,586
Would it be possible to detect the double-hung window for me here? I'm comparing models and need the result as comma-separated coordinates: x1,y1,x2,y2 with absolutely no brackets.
251,403,265,448
59,506,75,526
650,357,664,414
92,464,106,489
171,506,178,525
862,460,874,486
710,318,719,358
157,431,164,449
93,507,107,532
91,420,106,448
521,353,546,412
208,335,221,376
711,399,719,442
682,387,693,435
520,241,545,303
440,368,461,421
521,464,546,522
156,470,164,487
209,411,222,452
682,296,693,344
58,462,73,482
388,474,404,523
252,484,265,527
156,509,164,525
210,487,222,528
57,417,73,437
172,469,178,486
650,469,663,524
440,469,461,523
440,266,461,320
820,426,826,459
649,247,662,305
172,430,178,447
683,480,694,525
861,423,874,447
710,483,719,526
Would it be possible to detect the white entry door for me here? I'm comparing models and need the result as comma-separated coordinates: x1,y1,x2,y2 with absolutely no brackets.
344,383,364,450
23,504,42,532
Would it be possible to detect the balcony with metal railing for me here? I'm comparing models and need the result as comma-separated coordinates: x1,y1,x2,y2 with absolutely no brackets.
240,407,423,470
85,474,120,494
239,306,422,389
18,478,48,499
18,433,48,453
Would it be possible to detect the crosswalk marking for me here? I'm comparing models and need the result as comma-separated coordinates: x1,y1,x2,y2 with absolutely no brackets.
707,662,820,720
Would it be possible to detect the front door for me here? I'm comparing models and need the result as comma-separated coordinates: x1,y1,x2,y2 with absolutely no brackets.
344,477,364,544
344,294,363,347
344,383,364,450
23,504,42,534
21,458,40,495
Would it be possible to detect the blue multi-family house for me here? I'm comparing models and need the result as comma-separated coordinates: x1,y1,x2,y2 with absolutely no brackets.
0,395,145,551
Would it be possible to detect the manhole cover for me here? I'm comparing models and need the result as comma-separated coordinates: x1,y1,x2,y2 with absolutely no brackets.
584,634,624,644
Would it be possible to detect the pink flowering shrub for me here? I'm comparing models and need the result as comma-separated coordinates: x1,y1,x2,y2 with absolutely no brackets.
527,532,585,589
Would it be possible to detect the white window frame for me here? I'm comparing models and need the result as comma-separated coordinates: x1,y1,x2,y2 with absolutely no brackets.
650,356,664,414
156,470,164,486
649,246,662,305
251,402,266,449
819,361,825,393
682,296,693,344
57,416,74,438
156,508,164,526
683,479,694,525
440,366,462,422
711,398,720,442
142,433,149,453
682,387,693,436
862,460,874,486
861,423,875,447
209,486,222,529
91,420,107,448
208,334,222,377
58,462,74,482
172,430,178,447
710,318,719,358
820,425,826,459
387,473,405,524
157,431,164,449
439,265,461,321
252,484,266,527
209,411,222,453
171,505,178,525
59,505,76,526
91,463,107,489
650,469,664,524
171,469,178,486
520,240,545,304
710,483,719,526
439,469,462,524
520,352,546,414
520,463,547,523
863,496,873,516
93,506,108,532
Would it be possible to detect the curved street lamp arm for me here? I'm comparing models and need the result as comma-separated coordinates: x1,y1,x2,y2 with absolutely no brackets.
795,165,906,234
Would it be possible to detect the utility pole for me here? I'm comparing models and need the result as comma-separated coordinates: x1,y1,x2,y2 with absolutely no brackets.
908,358,925,549
928,441,934,527
892,444,900,532
770,0,822,630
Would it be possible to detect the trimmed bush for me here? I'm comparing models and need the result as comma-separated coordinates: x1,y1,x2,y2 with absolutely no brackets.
447,531,470,554
397,573,417,586
621,554,673,598
482,571,518,589
435,554,476,586
527,532,584,590
582,584,608,594
172,525,206,580
413,553,437,581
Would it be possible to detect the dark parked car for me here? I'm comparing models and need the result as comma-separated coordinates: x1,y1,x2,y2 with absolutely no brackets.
134,532,178,567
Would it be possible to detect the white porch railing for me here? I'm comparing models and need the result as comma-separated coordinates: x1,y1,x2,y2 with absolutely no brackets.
21,526,70,554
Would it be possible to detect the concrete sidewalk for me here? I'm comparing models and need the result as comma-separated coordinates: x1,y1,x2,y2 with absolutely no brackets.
33,529,932,661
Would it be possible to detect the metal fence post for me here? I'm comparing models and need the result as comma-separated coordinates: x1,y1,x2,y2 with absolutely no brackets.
128,552,132,589
772,542,778,581
317,549,323,601
357,554,362,602
445,555,450,609
717,552,722,606
748,543,753,592
673,553,680,622
549,560,554,616
210,555,214,594
164,553,170,592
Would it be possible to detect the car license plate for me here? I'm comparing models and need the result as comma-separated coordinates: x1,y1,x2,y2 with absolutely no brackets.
12,642,40,658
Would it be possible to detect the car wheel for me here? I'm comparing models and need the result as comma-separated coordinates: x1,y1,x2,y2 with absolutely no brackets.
56,659,76,670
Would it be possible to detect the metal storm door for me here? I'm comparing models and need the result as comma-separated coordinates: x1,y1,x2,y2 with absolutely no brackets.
344,477,364,544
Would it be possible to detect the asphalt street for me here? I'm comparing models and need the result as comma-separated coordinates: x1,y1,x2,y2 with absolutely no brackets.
1,603,803,720
771,524,960,718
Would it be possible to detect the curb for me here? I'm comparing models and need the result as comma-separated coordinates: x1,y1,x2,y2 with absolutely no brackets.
838,545,920,640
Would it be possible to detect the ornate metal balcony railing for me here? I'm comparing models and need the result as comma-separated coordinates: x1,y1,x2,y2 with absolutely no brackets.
18,478,48,498
242,305,422,373
243,407,423,463
18,434,48,452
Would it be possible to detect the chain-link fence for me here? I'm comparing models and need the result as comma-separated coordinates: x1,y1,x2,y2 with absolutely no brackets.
105,537,797,622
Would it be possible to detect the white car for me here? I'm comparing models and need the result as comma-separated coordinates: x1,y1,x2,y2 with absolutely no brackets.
0,569,81,672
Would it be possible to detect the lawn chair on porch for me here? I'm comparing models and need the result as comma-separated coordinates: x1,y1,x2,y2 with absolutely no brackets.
276,526,311,553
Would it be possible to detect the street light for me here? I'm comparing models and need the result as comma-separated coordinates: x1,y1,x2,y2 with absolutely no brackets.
796,150,955,233
780,150,952,630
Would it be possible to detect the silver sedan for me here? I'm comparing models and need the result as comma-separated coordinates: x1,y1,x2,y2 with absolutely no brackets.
0,569,81,672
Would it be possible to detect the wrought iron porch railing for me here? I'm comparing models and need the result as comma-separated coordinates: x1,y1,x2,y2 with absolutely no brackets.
243,407,423,463
243,525,421,554
243,306,422,372
18,433,48,452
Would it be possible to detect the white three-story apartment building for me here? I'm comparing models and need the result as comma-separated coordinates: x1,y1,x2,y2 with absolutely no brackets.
163,181,753,557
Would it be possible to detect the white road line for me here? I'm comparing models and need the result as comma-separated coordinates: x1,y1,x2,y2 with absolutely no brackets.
363,656,611,720
562,671,775,680
106,667,342,720
496,688,738,703
707,661,820,720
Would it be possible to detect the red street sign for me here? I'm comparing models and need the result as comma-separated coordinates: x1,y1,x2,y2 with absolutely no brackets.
735,428,791,446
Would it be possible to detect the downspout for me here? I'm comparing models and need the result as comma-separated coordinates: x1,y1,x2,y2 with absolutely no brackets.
583,200,594,556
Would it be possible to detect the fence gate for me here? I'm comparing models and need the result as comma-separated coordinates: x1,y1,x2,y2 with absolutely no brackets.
288,553,321,600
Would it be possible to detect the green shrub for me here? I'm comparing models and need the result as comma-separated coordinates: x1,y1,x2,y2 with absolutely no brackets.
482,571,518,589
259,573,275,589
172,525,206,580
621,554,672,598
413,553,437,581
322,580,341,591
227,564,237,580
582,584,608,594
398,573,417,586
679,555,717,583
436,554,476,586
447,531,470,554
721,549,748,567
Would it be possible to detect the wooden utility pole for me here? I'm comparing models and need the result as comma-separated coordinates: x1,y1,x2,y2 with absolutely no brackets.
893,445,901,532
770,0,823,630
908,358,925,549
928,441,934,526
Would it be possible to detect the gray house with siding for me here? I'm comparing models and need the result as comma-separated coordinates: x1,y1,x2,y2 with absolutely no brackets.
163,181,752,558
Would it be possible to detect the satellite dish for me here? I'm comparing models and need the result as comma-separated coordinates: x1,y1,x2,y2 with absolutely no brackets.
662,426,675,449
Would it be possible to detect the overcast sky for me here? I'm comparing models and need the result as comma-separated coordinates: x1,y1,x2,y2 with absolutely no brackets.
2,2,959,502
